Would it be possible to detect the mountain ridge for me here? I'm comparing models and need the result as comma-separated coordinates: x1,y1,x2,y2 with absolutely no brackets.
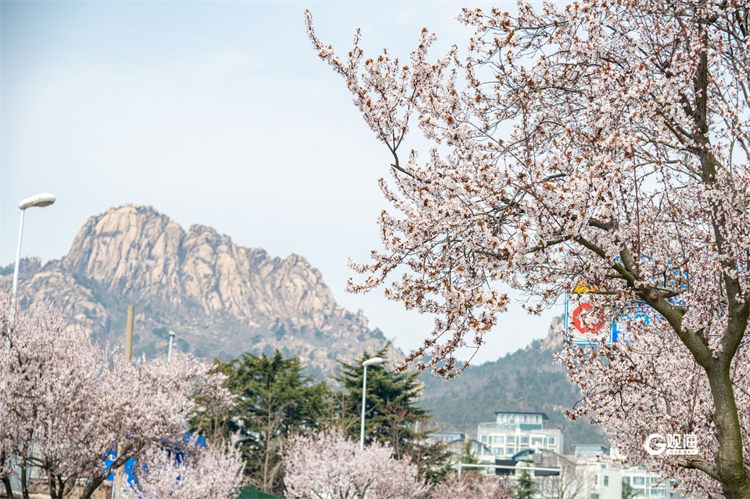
1,204,395,373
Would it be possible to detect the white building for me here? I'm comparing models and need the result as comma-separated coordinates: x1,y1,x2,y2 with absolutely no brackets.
566,446,680,499
476,411,564,461
621,467,680,498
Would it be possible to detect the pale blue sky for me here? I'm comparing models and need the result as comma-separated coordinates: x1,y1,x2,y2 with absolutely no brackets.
1,0,561,363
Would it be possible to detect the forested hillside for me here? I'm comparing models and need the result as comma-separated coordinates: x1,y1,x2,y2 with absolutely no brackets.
420,327,606,452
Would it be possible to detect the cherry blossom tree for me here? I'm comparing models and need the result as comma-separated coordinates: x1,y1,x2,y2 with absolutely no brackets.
78,354,234,498
0,293,108,499
307,0,750,496
427,472,513,498
132,435,244,499
0,291,234,499
283,429,427,499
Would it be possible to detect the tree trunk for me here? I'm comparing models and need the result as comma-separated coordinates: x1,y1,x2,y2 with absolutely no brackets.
1,476,13,499
56,476,65,499
79,475,107,499
18,462,28,499
0,452,14,499
263,434,270,492
706,362,750,498
47,473,57,499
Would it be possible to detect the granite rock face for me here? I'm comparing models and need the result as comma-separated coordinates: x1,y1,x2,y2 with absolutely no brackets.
3,205,393,373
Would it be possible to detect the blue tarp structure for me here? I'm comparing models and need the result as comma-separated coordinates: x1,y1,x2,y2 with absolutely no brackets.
104,432,207,492
103,451,136,488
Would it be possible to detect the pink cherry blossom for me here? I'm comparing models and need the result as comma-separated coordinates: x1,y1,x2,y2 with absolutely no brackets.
283,429,427,499
428,473,513,498
307,1,750,495
0,291,234,498
132,435,244,499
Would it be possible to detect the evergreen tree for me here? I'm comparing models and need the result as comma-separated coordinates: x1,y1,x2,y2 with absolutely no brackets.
335,347,426,452
622,480,637,499
192,350,329,495
458,440,479,466
334,348,452,483
514,468,536,499
407,437,453,484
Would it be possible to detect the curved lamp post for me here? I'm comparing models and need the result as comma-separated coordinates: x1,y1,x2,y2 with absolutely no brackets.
359,356,385,450
7,193,56,349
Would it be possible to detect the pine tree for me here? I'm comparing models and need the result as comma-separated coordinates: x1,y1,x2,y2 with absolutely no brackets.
192,350,329,495
334,348,452,483
335,348,426,451
515,468,537,499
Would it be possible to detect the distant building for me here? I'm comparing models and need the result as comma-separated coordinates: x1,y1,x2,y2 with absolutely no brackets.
567,457,622,499
426,432,491,460
621,467,680,498
471,412,681,498
573,443,609,458
476,411,564,461
566,447,681,499
427,432,465,444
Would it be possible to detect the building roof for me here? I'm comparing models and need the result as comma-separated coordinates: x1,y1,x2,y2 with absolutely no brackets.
494,411,549,420
573,444,609,456
574,443,608,450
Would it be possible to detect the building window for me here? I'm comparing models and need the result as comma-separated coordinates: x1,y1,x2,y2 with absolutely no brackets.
495,435,504,445
520,436,529,445
548,437,555,445
603,475,609,486
633,476,645,485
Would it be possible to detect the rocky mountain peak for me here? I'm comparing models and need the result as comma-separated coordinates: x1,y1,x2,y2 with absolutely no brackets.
4,205,394,373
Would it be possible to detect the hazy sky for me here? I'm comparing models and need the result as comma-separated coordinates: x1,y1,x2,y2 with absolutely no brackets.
1,0,563,364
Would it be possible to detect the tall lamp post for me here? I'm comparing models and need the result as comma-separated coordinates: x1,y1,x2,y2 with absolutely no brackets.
360,356,385,450
6,193,56,349
167,330,176,362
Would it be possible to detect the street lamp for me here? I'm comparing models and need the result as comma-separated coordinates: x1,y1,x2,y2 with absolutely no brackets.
7,193,56,348
167,330,176,362
360,356,385,450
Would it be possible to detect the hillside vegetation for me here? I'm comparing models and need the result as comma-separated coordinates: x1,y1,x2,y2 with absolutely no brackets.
420,330,606,452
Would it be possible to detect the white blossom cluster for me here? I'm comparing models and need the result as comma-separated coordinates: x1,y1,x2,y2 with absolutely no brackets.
283,430,427,499
308,0,750,495
0,291,240,498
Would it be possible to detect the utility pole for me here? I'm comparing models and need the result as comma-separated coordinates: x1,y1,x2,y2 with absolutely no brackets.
124,306,134,364
112,306,134,499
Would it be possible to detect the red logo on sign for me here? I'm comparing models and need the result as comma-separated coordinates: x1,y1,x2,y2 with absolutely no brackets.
572,303,606,334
